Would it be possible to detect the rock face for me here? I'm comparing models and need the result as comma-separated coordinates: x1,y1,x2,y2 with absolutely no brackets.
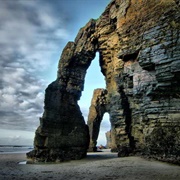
28,0,180,163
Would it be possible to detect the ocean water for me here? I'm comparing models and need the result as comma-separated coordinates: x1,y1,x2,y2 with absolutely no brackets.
0,145,33,154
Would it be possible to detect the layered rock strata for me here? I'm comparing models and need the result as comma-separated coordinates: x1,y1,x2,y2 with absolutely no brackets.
28,0,180,163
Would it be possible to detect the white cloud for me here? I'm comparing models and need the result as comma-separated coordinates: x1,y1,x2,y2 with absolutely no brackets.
0,0,69,73
54,29,70,39
0,0,68,132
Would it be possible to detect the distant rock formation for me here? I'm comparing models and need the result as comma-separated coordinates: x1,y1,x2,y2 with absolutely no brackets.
87,89,109,151
106,131,112,149
27,0,180,164
87,89,117,152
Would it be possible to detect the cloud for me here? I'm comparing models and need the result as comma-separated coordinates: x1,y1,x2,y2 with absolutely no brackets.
0,0,70,132
0,0,69,71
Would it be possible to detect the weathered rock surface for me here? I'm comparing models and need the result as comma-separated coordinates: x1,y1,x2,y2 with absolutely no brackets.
28,0,180,163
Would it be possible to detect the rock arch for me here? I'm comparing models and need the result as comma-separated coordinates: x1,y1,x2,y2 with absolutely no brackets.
27,19,100,162
87,89,109,151
27,0,180,164
87,89,118,152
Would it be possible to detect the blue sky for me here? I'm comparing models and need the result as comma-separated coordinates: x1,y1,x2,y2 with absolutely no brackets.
0,0,111,146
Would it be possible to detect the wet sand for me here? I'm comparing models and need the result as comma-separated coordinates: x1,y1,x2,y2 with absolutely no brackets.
0,150,180,180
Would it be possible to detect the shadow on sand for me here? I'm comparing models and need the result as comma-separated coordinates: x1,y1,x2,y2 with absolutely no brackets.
86,149,118,161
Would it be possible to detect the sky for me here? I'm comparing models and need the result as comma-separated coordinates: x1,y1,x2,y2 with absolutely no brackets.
0,0,111,146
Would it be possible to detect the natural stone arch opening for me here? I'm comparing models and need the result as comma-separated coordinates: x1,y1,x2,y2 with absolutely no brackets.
87,88,108,152
78,52,106,120
97,112,111,148
87,89,117,152
27,19,109,162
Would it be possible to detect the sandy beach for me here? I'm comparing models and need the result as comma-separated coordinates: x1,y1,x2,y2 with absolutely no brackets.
0,150,180,180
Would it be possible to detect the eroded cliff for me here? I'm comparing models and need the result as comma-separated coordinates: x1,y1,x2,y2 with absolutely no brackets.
27,0,180,163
